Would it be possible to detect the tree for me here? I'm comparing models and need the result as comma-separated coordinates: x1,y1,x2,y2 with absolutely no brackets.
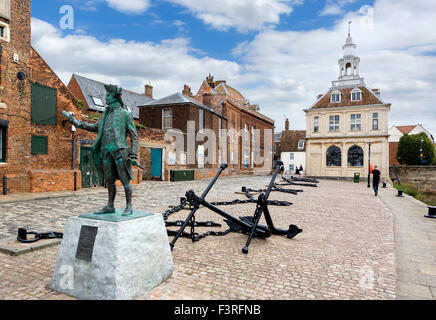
397,132,436,165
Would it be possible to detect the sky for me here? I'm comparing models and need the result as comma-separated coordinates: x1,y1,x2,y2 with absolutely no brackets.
31,0,436,134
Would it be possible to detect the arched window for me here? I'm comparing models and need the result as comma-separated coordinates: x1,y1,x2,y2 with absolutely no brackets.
326,146,341,167
346,63,352,75
348,145,364,167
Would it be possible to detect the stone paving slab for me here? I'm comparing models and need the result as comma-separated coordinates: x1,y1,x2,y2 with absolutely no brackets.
0,176,397,300
379,187,436,300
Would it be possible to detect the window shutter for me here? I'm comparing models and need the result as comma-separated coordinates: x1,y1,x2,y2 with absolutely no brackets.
0,126,6,161
0,0,11,20
31,83,58,125
31,135,48,155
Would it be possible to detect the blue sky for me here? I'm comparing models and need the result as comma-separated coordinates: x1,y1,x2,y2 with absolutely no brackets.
32,0,374,61
30,0,436,134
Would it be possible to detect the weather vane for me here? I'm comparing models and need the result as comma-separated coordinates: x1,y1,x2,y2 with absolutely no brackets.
348,20,352,35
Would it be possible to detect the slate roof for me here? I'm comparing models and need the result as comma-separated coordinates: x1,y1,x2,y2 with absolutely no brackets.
311,86,384,109
72,74,154,119
141,92,225,118
280,130,307,152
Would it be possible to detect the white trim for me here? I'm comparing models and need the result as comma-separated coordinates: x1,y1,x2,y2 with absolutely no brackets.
351,88,362,102
330,90,342,103
0,21,10,42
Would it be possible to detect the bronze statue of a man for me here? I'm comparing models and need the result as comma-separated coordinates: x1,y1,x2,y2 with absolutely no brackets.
63,85,140,216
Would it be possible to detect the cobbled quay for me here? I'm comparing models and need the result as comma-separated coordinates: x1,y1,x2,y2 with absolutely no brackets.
0,175,398,300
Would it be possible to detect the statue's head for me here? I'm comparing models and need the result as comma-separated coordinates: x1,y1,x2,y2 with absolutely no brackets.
104,84,124,107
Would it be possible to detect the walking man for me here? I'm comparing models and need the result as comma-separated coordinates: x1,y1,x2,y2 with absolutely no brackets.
372,165,381,196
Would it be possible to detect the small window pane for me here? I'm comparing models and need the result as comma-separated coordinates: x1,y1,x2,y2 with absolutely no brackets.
290,153,294,160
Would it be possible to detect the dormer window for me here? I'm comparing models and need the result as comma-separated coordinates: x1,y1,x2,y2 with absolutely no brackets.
91,96,104,107
298,140,305,150
351,88,362,101
331,90,341,103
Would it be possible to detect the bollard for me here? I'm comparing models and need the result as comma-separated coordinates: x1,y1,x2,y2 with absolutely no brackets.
425,206,436,219
2,176,7,195
396,189,404,198
74,172,77,191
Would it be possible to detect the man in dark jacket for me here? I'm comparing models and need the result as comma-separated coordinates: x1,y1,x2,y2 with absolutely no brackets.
372,165,381,196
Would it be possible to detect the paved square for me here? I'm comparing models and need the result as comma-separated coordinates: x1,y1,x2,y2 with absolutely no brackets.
0,176,397,300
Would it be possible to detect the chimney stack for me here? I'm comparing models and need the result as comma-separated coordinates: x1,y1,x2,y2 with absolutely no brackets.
182,84,192,97
285,118,289,131
145,84,153,98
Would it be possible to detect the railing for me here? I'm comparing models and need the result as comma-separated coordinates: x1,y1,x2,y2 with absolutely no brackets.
391,165,401,186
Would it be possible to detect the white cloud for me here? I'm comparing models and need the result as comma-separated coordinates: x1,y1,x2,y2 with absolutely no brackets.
229,0,436,134
31,18,239,99
105,0,151,14
31,0,436,136
166,0,299,32
320,0,356,16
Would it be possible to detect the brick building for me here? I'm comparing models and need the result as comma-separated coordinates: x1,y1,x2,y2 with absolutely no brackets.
139,75,275,179
0,0,167,193
194,75,275,176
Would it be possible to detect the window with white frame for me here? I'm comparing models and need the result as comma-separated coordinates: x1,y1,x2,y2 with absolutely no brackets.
162,108,173,129
314,116,319,133
298,140,305,150
331,91,341,103
289,164,295,172
350,114,361,131
0,21,10,42
329,115,340,132
372,113,379,130
351,88,362,101
251,126,255,142
290,153,294,161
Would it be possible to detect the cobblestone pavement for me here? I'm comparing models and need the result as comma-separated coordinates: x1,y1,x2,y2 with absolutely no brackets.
0,176,397,300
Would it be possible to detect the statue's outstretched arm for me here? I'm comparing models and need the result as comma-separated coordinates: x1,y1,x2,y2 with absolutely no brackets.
61,110,98,133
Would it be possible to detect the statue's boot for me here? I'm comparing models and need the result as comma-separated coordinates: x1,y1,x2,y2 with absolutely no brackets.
95,183,117,215
122,206,133,216
95,206,116,215
121,183,133,216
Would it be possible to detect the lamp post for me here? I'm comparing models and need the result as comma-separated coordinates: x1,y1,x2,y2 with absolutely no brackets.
367,141,373,188
420,138,424,165
71,125,76,170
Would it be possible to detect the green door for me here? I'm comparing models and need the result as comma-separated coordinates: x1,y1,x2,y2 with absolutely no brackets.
80,146,104,188
151,148,162,178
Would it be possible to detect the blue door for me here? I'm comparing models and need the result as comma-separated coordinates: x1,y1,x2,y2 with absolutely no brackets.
151,148,162,178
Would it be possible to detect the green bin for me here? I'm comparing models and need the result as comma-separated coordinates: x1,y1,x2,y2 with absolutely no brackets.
354,172,360,183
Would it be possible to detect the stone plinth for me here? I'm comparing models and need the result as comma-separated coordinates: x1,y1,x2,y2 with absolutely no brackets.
50,212,173,300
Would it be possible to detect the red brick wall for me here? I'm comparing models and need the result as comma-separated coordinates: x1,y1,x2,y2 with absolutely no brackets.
29,169,82,193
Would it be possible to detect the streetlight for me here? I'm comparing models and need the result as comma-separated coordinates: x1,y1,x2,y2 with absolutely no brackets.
420,138,424,165
367,141,373,188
